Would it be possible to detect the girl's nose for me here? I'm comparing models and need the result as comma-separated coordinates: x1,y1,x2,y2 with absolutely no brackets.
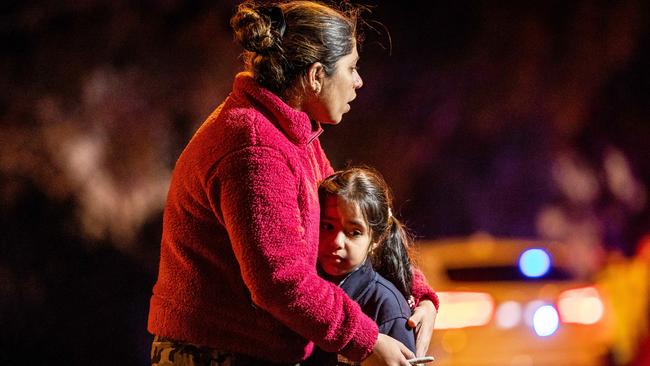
333,231,346,249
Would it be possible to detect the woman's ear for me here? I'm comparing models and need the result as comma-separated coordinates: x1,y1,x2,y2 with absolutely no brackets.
307,62,324,94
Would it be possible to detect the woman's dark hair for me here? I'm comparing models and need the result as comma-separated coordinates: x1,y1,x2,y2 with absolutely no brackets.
318,167,413,298
230,1,360,96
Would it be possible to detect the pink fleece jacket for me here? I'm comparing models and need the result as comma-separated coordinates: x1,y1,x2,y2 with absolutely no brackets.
148,72,437,363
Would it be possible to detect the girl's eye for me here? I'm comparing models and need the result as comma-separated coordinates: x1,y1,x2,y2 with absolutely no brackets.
320,222,334,231
349,230,362,237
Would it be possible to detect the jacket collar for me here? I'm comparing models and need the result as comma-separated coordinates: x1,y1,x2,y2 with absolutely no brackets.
339,261,376,302
232,72,323,145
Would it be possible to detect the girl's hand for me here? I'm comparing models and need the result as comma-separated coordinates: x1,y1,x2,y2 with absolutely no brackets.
407,299,437,357
363,333,414,366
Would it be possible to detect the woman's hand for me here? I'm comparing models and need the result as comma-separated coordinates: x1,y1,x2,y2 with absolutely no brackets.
363,333,414,366
407,299,437,357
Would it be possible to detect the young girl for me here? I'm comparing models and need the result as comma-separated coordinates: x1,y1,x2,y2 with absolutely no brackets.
306,167,418,365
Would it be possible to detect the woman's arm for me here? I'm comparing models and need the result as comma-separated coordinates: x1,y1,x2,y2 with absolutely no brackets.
411,268,439,309
408,300,437,357
409,268,439,357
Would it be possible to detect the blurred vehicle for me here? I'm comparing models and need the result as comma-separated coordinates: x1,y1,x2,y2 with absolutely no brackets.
597,243,650,366
417,234,616,366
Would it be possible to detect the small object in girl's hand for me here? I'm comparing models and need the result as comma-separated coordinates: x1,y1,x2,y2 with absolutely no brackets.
407,356,435,365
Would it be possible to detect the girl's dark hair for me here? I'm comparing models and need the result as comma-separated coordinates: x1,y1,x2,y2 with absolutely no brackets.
318,167,413,298
230,1,360,96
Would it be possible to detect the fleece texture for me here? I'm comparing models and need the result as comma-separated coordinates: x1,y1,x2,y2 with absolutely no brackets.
148,72,437,363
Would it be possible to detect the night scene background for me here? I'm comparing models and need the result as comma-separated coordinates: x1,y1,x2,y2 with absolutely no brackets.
1,1,649,365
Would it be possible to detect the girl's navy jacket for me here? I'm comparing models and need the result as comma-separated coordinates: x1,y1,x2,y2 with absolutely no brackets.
305,261,415,365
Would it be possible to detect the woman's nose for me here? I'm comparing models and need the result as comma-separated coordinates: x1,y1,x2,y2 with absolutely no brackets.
353,70,363,89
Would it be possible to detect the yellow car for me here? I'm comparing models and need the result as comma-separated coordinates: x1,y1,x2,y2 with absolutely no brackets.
417,235,616,366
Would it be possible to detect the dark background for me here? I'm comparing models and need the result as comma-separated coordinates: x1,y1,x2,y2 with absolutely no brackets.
1,1,648,364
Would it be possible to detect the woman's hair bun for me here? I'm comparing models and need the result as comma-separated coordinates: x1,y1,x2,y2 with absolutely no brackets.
230,5,277,54
229,1,358,95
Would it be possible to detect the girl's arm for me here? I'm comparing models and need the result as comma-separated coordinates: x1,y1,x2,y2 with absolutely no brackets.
379,317,416,354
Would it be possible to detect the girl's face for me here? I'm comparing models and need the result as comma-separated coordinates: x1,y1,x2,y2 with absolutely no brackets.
304,45,363,124
318,195,374,279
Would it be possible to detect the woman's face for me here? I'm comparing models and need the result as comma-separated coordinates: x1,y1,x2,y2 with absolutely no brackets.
318,195,374,279
306,45,363,124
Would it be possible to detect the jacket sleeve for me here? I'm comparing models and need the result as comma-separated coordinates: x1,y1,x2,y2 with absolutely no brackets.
379,317,416,354
411,267,439,310
213,145,378,361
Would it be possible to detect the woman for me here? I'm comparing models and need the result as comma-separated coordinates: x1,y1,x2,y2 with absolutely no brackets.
148,2,438,365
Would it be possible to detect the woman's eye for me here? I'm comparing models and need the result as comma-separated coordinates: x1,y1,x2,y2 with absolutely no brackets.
320,222,334,231
349,230,362,237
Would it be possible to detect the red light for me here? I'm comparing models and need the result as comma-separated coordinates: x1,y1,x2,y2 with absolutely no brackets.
557,286,604,324
435,291,495,329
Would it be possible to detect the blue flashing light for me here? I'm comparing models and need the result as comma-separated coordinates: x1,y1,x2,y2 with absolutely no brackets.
533,305,559,337
519,248,551,278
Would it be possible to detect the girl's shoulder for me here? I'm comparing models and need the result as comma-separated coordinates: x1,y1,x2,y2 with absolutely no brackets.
372,273,412,313
341,263,412,321
354,270,412,323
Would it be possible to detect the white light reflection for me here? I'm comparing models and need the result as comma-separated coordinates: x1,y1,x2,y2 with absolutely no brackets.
496,301,522,329
533,305,559,337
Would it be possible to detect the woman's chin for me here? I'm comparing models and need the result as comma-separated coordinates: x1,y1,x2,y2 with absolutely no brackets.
322,113,344,125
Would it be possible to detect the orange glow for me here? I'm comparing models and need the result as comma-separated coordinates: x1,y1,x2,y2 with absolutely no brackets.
435,291,495,329
557,286,604,324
